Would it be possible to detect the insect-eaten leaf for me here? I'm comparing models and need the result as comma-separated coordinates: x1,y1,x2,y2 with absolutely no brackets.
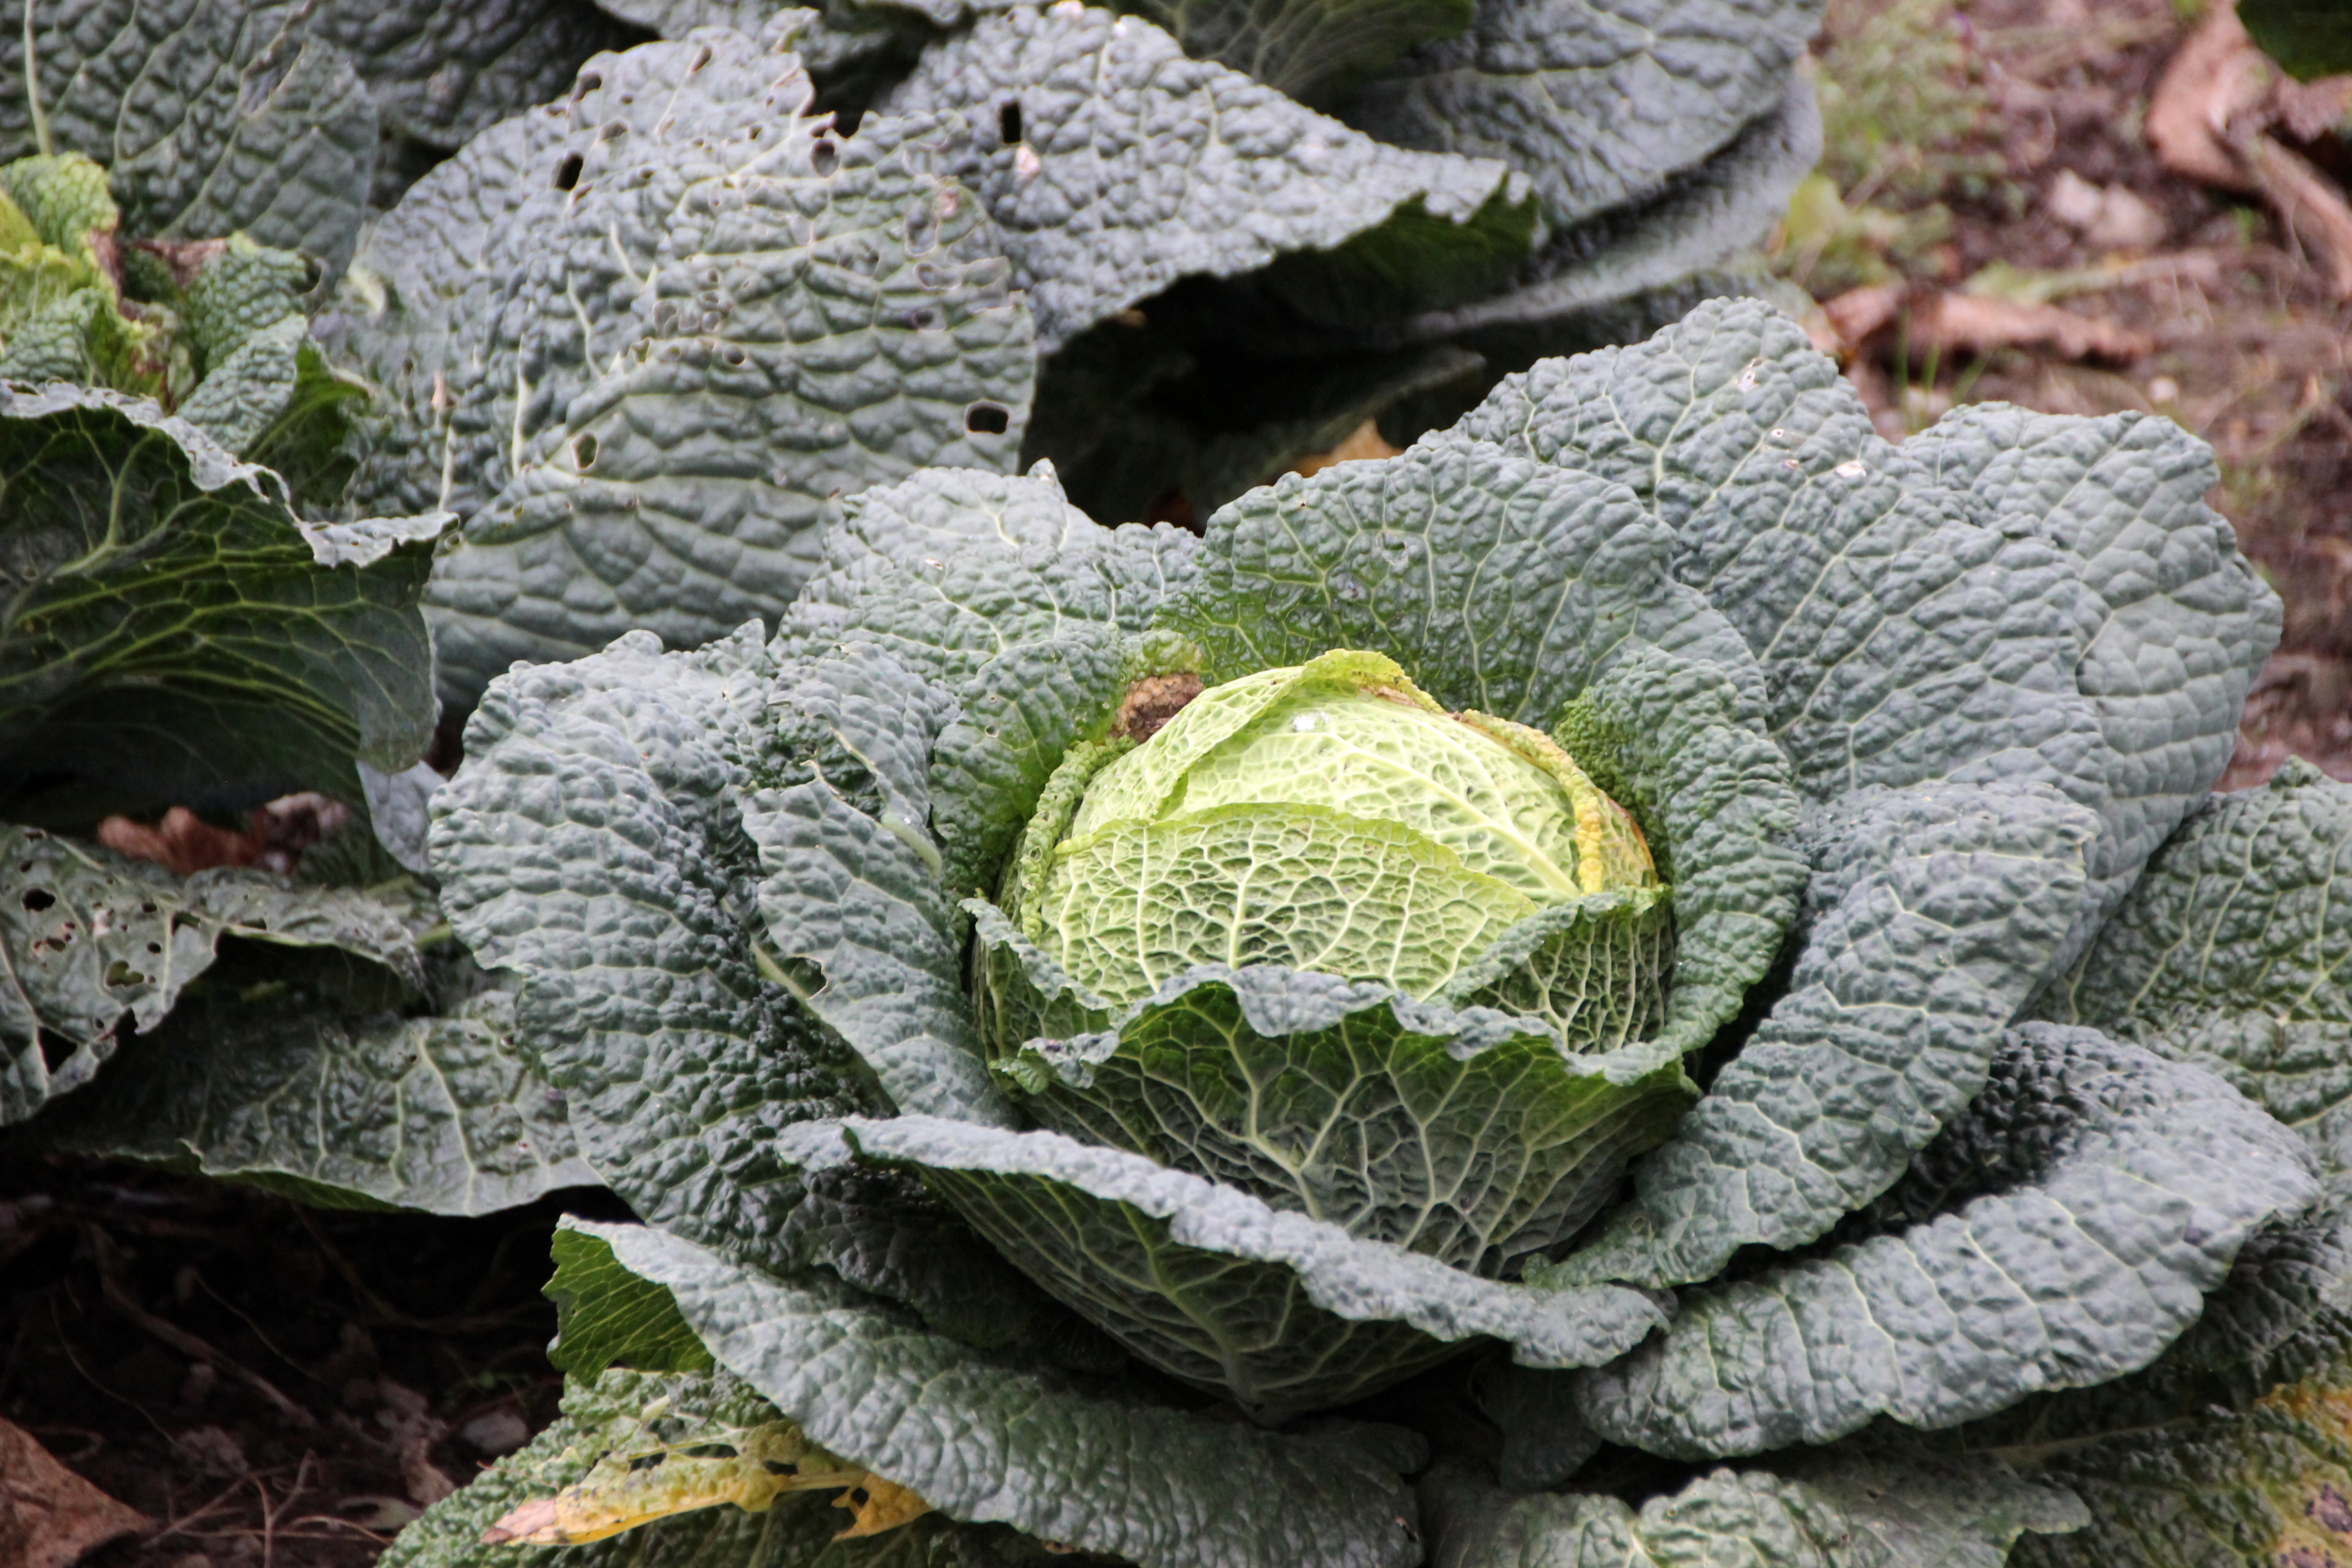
481,1417,931,1546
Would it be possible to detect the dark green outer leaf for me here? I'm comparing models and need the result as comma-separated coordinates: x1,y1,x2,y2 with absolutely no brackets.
1375,77,1821,344
13,982,594,1215
1558,780,2101,1289
771,459,1195,904
318,0,641,148
0,0,378,275
588,1218,1431,1568
2239,0,2352,81
796,1108,1670,1419
431,626,872,1266
1552,642,1805,1061
339,28,1034,704
1346,0,1821,235
1160,434,1755,725
1575,1024,2319,1458
1120,0,1474,105
1454,299,2279,978
1,823,421,1126
876,3,1532,351
2038,759,2352,1175
1903,402,2281,972
980,953,1692,1274
776,464,1193,693
1420,1451,2084,1568
0,385,440,807
743,644,1015,1125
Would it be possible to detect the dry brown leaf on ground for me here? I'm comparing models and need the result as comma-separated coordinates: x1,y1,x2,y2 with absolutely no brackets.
0,1417,152,1568
1817,282,2154,361
1291,419,1403,479
2147,0,2352,298
1911,290,2158,359
94,794,352,877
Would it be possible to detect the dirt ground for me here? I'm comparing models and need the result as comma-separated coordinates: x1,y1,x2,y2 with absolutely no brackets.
0,1162,623,1568
8,2,2352,1563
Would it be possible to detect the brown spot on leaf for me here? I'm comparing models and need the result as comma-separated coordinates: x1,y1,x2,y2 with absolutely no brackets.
1114,673,1204,742
2314,1486,2352,1534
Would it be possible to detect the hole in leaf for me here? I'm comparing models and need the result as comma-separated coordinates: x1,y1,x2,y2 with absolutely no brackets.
690,44,711,71
811,138,839,177
38,1030,74,1072
681,1444,738,1459
20,887,54,912
627,1454,665,1473
764,1460,799,1476
999,100,1023,145
553,152,583,191
572,433,599,470
965,402,1009,435
575,71,603,97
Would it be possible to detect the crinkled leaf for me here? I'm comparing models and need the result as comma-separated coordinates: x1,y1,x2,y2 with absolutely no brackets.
926,625,1141,902
432,627,872,1266
358,760,443,875
1577,1024,2318,1457
317,0,642,148
1420,1450,2083,1568
1346,0,1821,235
1124,0,1473,104
1561,781,2101,1289
0,384,440,807
774,460,1195,898
0,823,421,1126
1155,434,1803,1063
1453,297,2279,975
1379,79,1821,345
584,1217,1430,1568
876,3,1533,351
976,955,1692,1274
381,1367,987,1568
0,0,378,275
1940,1227,2352,1568
338,28,1034,704
777,464,1193,690
788,1110,1670,1420
12,979,593,1214
743,643,1013,1125
2038,760,2352,1174
1904,402,2283,967
1158,433,1754,725
1550,643,1806,1058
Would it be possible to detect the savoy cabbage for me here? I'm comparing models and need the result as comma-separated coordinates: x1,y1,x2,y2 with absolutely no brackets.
382,294,2352,1568
2,2,2345,1566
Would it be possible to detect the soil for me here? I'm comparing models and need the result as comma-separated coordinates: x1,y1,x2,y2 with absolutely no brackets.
0,1159,624,1568
10,1,2352,1562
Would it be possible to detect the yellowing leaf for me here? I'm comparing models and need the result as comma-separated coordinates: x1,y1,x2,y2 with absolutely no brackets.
481,1416,930,1547
832,1475,935,1539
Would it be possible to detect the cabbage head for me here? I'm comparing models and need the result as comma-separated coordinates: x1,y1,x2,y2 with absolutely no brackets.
418,297,2352,1568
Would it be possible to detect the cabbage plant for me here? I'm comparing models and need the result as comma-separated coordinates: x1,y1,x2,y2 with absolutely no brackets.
393,296,2352,1568
0,0,1821,1222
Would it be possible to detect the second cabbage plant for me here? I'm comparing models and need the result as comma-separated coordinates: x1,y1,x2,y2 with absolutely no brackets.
398,295,2352,1568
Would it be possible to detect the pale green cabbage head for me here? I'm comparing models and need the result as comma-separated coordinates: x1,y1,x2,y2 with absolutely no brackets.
987,648,1668,1045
